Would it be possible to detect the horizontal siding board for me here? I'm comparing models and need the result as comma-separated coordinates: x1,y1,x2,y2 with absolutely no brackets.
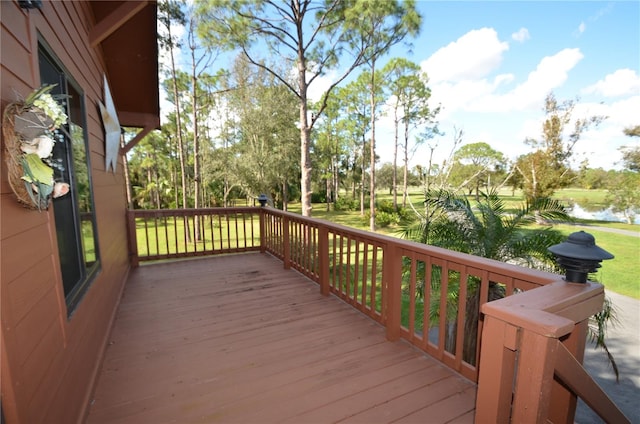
0,25,33,88
1,223,55,283
13,287,60,367
21,319,64,420
5,257,55,324
0,196,50,239
0,197,51,240
0,3,31,51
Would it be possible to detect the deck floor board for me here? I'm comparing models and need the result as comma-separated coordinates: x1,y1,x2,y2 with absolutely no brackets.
86,253,476,423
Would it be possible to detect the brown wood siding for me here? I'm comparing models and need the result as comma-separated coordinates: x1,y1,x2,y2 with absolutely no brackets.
1,1,134,423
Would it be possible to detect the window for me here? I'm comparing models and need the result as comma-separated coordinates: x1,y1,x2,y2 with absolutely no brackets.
39,44,100,315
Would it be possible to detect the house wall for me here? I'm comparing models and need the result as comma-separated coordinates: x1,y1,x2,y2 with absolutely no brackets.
1,2,131,422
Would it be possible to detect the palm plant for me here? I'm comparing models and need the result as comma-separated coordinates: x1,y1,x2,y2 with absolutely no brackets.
403,188,569,265
401,188,618,378
401,188,570,362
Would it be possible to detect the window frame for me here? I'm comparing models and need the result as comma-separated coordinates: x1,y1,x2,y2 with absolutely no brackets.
38,40,101,316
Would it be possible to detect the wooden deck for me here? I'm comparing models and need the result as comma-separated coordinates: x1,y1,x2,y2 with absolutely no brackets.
86,253,476,423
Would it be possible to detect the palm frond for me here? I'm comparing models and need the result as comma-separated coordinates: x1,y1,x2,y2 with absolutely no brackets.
588,296,620,381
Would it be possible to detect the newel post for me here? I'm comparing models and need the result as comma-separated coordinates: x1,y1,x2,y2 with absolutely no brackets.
126,209,139,268
475,315,519,422
475,280,605,424
383,242,402,341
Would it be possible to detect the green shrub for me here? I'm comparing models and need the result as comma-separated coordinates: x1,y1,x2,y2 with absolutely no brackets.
376,211,396,227
334,197,359,211
376,199,396,214
363,210,400,228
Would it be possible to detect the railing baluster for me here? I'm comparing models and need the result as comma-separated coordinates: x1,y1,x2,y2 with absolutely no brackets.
143,217,150,257
353,240,360,305
234,212,239,249
318,225,329,296
423,256,432,352
209,214,214,252
454,267,468,370
438,261,449,355
408,254,417,339
330,232,337,291
283,214,290,269
338,233,344,295
362,241,369,309
153,214,160,256
370,244,377,313
242,213,247,249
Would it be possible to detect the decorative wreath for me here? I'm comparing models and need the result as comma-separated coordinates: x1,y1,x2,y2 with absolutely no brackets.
2,85,70,210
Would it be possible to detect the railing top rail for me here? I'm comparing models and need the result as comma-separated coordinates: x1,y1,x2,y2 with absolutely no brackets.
481,280,604,337
262,207,559,286
129,207,259,216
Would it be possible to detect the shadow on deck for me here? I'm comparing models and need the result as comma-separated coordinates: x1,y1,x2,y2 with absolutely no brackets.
86,253,476,423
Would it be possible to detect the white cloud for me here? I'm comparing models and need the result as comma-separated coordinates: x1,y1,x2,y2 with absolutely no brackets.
582,69,640,98
447,48,584,114
511,28,530,43
420,24,584,119
577,22,586,35
490,48,584,110
421,28,509,84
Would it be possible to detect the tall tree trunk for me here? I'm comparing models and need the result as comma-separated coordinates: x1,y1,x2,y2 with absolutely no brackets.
326,176,331,212
333,154,339,202
154,166,160,209
282,180,288,211
167,20,190,240
191,40,201,240
297,46,312,217
402,118,409,207
369,62,377,232
168,27,188,210
360,136,365,216
392,103,399,210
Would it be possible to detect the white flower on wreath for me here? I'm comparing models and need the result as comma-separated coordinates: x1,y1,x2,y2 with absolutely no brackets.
20,135,55,158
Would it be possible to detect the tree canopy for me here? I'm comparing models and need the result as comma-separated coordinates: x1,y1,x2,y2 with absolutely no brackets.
514,93,605,201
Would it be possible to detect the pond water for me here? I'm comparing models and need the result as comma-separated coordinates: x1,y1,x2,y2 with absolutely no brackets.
568,204,639,225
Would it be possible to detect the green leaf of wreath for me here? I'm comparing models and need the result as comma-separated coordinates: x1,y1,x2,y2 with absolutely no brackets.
21,153,53,185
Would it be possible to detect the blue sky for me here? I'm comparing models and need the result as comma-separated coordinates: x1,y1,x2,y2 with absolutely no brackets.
368,1,640,170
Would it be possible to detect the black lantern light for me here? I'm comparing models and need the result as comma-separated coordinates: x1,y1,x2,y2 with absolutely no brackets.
548,231,614,283
257,194,268,207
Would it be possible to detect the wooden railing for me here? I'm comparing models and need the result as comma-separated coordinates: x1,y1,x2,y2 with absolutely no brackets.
260,208,560,382
127,208,261,266
126,206,627,422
